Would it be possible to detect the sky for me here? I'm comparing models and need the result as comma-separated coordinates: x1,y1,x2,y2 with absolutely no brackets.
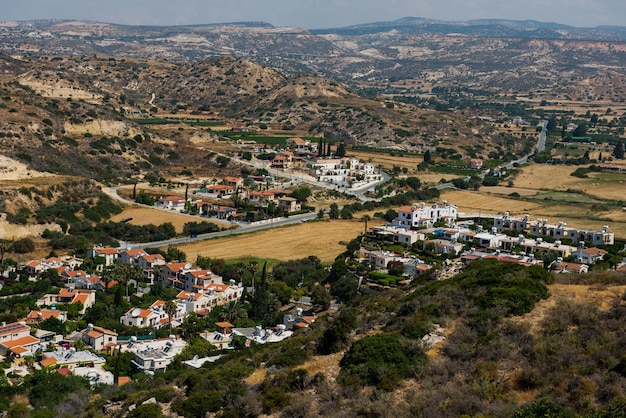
3,0,626,29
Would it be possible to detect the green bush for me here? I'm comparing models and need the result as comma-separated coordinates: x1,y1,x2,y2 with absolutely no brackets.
339,333,427,390
266,347,309,369
126,403,164,418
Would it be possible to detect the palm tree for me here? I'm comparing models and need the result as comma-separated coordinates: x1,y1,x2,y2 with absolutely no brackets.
361,214,372,235
152,264,163,285
164,300,177,334
219,301,245,324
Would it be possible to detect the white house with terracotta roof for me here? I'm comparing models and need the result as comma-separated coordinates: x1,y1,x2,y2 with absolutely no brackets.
118,249,149,265
81,324,118,352
395,201,458,229
277,197,301,213
87,246,120,266
287,137,317,156
137,253,166,270
206,184,236,198
271,151,294,169
571,247,608,264
0,322,41,356
175,291,216,315
181,269,223,293
36,288,96,314
224,176,244,188
23,309,67,325
120,300,187,329
156,195,186,210
470,159,483,169
549,259,589,274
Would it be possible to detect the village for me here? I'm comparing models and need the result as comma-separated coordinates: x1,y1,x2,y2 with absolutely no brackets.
1,184,624,387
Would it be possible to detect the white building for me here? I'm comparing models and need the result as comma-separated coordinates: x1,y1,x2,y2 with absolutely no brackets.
395,201,458,229
313,157,379,189
121,337,187,374
120,300,186,329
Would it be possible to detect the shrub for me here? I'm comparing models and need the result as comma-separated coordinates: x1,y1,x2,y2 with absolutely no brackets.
266,347,309,369
339,333,427,390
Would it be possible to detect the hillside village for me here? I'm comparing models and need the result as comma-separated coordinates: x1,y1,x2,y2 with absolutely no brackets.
1,13,626,417
0,187,624,389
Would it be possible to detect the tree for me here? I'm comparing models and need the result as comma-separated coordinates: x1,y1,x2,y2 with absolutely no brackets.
40,317,65,336
572,123,587,137
311,283,331,311
317,209,325,219
164,300,177,333
546,116,558,131
406,177,421,191
423,150,432,164
336,142,347,158
329,203,340,220
216,155,230,168
361,214,371,234
383,209,398,223
613,141,625,159
12,238,34,254
340,207,353,220
290,186,311,202
220,301,245,324
0,239,12,271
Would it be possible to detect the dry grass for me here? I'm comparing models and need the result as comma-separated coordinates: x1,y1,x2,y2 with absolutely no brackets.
512,164,626,200
300,351,345,381
440,189,541,215
478,186,538,197
349,150,423,171
109,207,228,234
513,164,582,191
511,284,626,335
175,218,383,264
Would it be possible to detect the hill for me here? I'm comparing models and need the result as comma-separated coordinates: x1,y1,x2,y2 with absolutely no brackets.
0,53,533,184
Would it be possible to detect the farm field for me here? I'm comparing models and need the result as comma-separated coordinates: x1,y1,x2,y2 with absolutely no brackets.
441,189,626,237
512,164,626,200
173,218,383,264
440,189,542,215
350,149,423,171
110,207,229,233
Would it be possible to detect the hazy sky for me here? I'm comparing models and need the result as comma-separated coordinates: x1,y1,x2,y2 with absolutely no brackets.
3,0,625,28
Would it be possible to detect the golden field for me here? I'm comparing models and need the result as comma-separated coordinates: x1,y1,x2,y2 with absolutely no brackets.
175,218,383,264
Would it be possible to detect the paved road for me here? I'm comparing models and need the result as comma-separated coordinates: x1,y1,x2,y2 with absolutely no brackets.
119,211,320,250
435,120,548,190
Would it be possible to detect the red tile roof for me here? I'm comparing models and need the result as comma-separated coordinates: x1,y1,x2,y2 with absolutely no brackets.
40,357,57,367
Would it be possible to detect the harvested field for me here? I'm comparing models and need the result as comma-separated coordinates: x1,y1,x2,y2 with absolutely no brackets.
441,189,626,237
479,186,538,197
350,150,422,171
513,164,583,191
175,218,383,264
440,189,541,215
110,207,228,234
513,164,626,200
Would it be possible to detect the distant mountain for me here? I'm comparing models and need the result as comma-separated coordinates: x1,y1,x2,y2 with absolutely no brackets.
312,16,625,41
1,17,625,104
